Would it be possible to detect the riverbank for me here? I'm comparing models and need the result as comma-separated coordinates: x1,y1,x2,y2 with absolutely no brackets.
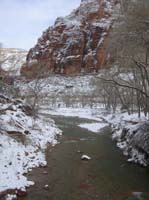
0,97,62,199
103,112,149,167
40,107,149,167
1,103,149,199
20,116,149,200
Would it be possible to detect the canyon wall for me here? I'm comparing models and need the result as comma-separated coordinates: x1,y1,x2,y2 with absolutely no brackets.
21,0,118,77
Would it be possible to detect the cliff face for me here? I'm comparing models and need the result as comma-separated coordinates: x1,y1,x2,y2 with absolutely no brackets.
21,0,117,77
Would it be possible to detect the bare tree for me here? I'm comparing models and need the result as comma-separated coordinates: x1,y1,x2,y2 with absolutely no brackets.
24,65,51,116
95,0,149,117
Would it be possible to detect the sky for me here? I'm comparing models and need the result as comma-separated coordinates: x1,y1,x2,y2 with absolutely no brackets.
0,0,81,50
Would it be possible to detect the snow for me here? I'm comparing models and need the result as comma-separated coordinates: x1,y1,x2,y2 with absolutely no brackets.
18,75,95,96
0,101,62,194
81,155,91,160
5,194,17,200
132,192,143,199
44,184,49,190
0,48,27,76
102,112,148,166
0,134,35,192
93,19,112,29
55,16,81,29
17,75,104,109
78,122,108,133
40,107,104,122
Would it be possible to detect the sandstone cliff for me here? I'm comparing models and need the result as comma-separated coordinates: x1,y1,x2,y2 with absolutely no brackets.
21,0,118,77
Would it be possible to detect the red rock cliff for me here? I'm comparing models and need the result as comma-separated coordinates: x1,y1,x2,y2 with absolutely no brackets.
21,0,117,77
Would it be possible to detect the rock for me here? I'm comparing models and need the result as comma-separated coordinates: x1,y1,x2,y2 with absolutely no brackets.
40,161,47,168
17,189,27,197
24,130,31,135
7,131,22,135
79,183,89,190
0,48,27,77
65,85,74,89
43,185,49,190
21,0,118,77
5,194,17,200
81,154,91,160
7,131,26,144
113,121,149,167
22,104,33,116
42,171,48,175
77,150,83,153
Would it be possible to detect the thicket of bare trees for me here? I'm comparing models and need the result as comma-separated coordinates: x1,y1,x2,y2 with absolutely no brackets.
97,0,149,117
23,65,51,116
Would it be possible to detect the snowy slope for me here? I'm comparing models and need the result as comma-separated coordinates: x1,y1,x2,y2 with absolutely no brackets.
0,48,27,76
0,97,62,195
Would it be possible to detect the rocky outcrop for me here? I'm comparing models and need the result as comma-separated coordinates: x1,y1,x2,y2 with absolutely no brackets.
122,122,149,166
21,0,118,77
0,48,27,76
112,120,149,167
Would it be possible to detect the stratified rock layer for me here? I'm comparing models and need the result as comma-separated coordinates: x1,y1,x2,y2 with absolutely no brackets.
22,0,117,77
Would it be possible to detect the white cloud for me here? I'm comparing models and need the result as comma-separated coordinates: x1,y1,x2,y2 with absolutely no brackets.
0,0,81,50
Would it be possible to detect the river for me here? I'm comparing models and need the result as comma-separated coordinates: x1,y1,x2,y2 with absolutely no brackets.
21,116,149,200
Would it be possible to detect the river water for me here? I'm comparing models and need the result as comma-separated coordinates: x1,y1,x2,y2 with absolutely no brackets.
22,116,149,200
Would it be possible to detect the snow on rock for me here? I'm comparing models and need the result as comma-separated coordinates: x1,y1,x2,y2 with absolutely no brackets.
5,194,17,200
44,184,49,190
0,48,27,76
21,0,118,77
79,122,108,133
81,155,91,160
0,98,62,194
103,112,149,167
132,192,143,199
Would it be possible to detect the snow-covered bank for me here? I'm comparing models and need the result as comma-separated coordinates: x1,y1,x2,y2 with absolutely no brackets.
0,98,62,196
103,113,149,167
41,106,149,167
78,122,108,133
39,107,105,121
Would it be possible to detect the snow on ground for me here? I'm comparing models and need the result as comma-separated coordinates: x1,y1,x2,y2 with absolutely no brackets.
103,112,147,126
18,75,95,94
40,107,105,122
78,122,108,133
0,100,62,194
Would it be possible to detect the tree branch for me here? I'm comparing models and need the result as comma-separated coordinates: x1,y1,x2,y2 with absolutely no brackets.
97,77,149,98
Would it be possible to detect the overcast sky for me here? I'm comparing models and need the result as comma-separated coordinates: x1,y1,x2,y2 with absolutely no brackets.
0,0,81,50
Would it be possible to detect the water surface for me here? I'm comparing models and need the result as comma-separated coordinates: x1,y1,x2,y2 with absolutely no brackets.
22,116,149,200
